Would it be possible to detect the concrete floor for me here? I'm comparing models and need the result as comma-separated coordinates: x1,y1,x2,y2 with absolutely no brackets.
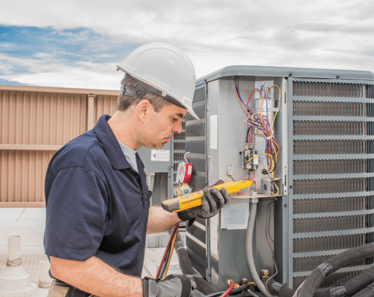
0,208,181,296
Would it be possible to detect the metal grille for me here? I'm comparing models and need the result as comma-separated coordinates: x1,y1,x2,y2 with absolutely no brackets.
289,80,374,290
294,270,365,290
293,140,374,155
293,196,374,214
174,141,186,151
293,101,368,117
172,119,186,188
293,233,369,253
293,81,365,97
174,153,185,162
293,121,374,135
293,177,374,194
294,214,374,233
174,131,186,140
293,256,368,272
293,159,374,175
184,84,208,278
185,122,206,137
367,85,374,98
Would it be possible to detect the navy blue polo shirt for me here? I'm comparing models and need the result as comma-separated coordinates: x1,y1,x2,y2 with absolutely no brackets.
44,115,151,276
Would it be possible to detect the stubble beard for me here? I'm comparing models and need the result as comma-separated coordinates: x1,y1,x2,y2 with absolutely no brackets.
152,133,174,150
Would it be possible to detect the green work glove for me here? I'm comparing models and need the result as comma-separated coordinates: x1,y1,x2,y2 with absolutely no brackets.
177,187,230,221
142,275,196,297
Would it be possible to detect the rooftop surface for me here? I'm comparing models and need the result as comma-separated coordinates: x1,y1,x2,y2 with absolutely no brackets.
0,208,181,296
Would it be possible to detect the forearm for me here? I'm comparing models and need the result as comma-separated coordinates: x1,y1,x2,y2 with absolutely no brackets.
146,205,181,234
50,256,142,297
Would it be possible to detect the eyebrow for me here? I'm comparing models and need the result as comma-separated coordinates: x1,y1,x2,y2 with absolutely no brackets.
176,113,184,118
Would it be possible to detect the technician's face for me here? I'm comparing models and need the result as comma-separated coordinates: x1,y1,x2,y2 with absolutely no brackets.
145,103,186,149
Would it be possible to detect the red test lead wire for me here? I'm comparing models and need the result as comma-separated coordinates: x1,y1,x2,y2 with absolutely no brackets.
220,281,235,297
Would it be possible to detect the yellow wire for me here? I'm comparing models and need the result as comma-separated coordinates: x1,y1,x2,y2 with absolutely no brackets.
247,153,275,178
270,139,279,163
245,153,273,163
269,85,281,130
242,84,282,187
162,227,178,280
269,157,274,179
272,182,279,196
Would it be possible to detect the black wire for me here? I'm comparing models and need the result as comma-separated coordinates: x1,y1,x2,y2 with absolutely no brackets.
246,126,250,143
159,225,178,278
262,156,277,175
158,244,171,278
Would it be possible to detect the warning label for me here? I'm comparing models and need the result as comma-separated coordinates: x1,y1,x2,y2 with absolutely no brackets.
151,149,170,162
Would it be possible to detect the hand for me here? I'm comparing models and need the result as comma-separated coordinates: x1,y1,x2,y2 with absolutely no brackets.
177,187,230,221
142,275,196,297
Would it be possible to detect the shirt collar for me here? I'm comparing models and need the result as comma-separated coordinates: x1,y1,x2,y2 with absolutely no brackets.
93,114,132,170
93,115,146,170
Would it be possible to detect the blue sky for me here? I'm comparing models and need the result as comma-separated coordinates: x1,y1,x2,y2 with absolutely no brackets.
0,0,373,90
0,25,140,88
0,26,135,64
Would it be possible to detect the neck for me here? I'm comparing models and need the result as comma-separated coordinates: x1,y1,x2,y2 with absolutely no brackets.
108,110,142,150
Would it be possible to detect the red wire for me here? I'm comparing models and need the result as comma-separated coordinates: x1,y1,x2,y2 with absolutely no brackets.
156,224,178,278
245,88,261,119
247,177,258,191
248,127,252,144
247,88,261,106
236,179,254,195
220,281,235,297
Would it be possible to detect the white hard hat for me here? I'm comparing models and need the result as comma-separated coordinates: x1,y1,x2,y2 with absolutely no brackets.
117,42,199,120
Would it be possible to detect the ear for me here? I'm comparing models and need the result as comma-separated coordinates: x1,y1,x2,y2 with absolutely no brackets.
136,99,153,123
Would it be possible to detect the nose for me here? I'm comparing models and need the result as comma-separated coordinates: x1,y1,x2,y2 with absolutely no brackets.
173,120,183,134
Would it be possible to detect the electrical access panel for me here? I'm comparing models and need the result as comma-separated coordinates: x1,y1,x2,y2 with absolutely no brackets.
183,65,374,291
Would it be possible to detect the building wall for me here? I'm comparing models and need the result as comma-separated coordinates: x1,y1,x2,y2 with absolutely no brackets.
0,86,118,207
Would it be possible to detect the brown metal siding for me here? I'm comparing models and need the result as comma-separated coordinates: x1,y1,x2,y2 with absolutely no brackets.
1,90,87,145
0,86,119,207
0,150,54,204
94,94,118,121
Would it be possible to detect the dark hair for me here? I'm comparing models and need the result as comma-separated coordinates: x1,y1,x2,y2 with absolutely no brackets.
116,74,171,112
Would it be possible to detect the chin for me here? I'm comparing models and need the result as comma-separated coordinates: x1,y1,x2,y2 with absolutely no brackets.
152,143,164,149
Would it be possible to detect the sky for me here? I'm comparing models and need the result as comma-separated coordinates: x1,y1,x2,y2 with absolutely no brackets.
0,0,373,90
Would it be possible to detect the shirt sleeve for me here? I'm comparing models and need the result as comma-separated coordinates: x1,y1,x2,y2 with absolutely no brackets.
44,167,108,261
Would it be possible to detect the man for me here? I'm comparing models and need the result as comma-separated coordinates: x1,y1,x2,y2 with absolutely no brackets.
44,42,230,297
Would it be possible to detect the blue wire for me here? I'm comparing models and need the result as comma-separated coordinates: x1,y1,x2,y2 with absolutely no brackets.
158,247,170,278
265,93,270,132
244,119,267,133
236,79,254,113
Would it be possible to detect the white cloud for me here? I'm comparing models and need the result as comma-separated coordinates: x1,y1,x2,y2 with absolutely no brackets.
33,53,53,58
0,0,373,88
0,53,122,89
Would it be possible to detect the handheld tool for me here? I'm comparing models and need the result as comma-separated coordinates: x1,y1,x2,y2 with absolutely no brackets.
162,180,253,213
